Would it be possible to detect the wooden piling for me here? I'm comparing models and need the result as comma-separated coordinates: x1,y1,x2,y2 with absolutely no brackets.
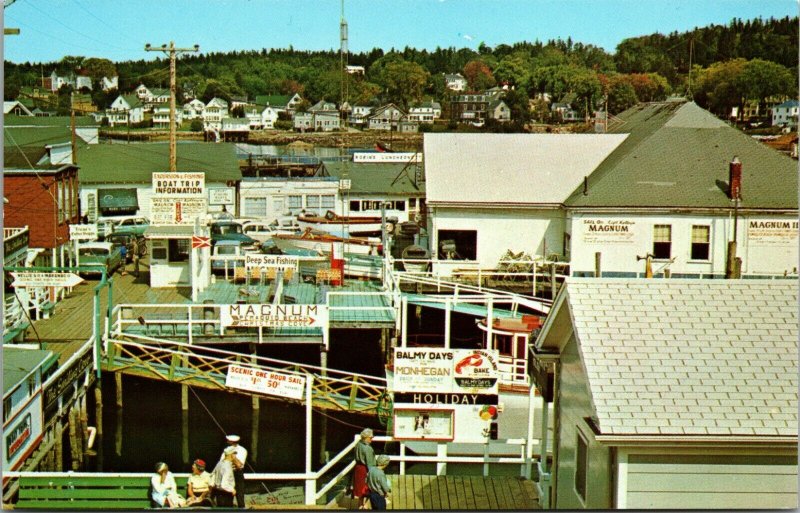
251,396,260,465
68,407,81,470
55,419,64,471
594,252,602,277
115,372,123,408
95,384,104,471
79,394,89,468
550,263,557,299
380,329,389,364
115,408,123,459
181,385,189,465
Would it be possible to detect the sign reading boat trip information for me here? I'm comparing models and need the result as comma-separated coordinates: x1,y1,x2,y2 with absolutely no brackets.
225,365,306,400
220,304,328,329
391,348,499,443
150,172,207,225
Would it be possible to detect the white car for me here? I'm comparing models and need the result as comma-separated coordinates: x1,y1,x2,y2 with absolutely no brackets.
241,220,299,243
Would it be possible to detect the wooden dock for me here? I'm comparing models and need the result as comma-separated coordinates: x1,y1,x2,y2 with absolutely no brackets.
333,475,539,510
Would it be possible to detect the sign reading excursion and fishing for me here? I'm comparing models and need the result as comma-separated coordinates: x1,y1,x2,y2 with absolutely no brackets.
150,172,208,225
225,365,306,400
220,304,328,329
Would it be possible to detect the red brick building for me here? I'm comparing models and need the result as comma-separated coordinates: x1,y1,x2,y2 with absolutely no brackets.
4,158,80,267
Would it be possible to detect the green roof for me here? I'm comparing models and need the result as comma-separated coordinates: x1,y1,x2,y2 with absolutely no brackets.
4,126,72,147
323,161,425,196
4,114,97,127
255,95,291,107
121,95,143,108
4,347,56,393
76,142,243,184
565,101,798,210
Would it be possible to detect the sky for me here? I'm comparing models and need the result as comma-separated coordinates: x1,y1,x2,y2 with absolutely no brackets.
2,0,797,64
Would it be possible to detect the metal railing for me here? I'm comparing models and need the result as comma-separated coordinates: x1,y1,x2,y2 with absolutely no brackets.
104,335,387,414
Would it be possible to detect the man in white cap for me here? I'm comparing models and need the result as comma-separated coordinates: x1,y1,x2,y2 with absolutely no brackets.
220,434,247,508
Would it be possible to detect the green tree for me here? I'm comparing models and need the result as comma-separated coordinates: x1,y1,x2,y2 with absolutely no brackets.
82,57,117,81
502,88,531,124
372,56,429,109
692,59,747,118
606,75,638,114
737,59,794,109
494,52,532,89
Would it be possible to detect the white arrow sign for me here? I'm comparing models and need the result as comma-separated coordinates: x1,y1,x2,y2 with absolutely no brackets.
220,303,328,329
11,272,84,288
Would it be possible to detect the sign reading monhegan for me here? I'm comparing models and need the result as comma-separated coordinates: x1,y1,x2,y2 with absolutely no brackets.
225,365,306,400
392,348,499,395
220,304,328,329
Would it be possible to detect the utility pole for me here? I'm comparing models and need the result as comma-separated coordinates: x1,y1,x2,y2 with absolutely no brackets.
145,41,199,171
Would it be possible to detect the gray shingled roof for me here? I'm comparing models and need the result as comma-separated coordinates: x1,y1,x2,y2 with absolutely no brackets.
323,161,425,196
563,278,797,437
565,101,798,210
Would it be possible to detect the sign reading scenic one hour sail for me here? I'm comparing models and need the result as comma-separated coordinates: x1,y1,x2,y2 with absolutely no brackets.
11,272,84,288
150,172,208,225
69,224,98,241
245,254,299,271
220,304,328,329
225,365,306,400
353,152,422,163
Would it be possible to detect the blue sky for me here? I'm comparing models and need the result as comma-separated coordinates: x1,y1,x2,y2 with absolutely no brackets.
3,0,797,64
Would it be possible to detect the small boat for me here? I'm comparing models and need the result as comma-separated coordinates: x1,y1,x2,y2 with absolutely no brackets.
297,211,384,237
272,228,382,256
400,244,430,272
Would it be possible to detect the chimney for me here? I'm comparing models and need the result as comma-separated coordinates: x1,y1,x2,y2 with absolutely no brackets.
729,156,742,200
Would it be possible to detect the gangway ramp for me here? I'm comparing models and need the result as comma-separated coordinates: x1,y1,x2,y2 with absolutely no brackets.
404,293,522,319
104,334,388,414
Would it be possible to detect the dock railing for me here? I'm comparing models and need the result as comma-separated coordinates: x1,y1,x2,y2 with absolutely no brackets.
4,435,540,507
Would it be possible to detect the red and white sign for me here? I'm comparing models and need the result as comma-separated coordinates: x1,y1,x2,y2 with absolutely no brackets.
225,365,306,400
191,236,211,249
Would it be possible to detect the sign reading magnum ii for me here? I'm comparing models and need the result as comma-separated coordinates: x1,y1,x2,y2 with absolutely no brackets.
580,218,637,245
747,219,799,246
220,304,328,328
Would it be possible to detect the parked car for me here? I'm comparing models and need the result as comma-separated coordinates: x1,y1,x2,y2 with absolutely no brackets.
211,240,246,274
106,233,146,263
210,221,258,250
111,216,150,236
241,220,299,243
78,241,123,275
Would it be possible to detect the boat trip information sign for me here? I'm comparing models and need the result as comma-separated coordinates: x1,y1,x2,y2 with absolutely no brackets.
69,224,98,241
245,254,300,271
225,365,306,400
220,304,328,329
747,219,799,246
391,348,500,443
579,218,637,245
11,272,83,288
150,172,207,225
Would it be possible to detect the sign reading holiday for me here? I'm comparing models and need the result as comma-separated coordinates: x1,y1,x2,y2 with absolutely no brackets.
11,272,84,288
392,348,499,395
220,303,328,329
245,254,299,271
69,224,98,241
150,172,208,225
225,365,306,400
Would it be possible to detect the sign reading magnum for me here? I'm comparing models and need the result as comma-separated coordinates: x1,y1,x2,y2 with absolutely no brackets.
220,304,328,328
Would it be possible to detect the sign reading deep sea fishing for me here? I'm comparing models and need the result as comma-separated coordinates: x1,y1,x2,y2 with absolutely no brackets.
150,172,207,225
391,348,500,443
225,365,306,400
220,304,328,329
579,218,637,245
747,219,799,246
245,254,299,271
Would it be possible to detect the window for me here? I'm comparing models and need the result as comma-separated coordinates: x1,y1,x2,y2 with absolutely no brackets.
409,198,417,209
321,195,335,209
288,195,302,210
350,200,361,212
307,195,321,209
690,225,710,260
652,224,672,259
575,432,588,502
57,180,64,223
168,239,190,263
437,229,477,260
243,197,267,218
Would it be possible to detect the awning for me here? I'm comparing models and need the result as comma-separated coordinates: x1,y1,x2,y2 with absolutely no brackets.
98,188,139,210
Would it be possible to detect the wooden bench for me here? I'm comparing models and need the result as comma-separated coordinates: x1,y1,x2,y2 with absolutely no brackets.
16,475,188,509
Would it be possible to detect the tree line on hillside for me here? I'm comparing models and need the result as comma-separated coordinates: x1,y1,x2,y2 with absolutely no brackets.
4,16,797,122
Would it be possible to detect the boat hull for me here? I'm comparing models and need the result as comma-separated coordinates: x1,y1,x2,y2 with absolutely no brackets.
272,235,380,256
